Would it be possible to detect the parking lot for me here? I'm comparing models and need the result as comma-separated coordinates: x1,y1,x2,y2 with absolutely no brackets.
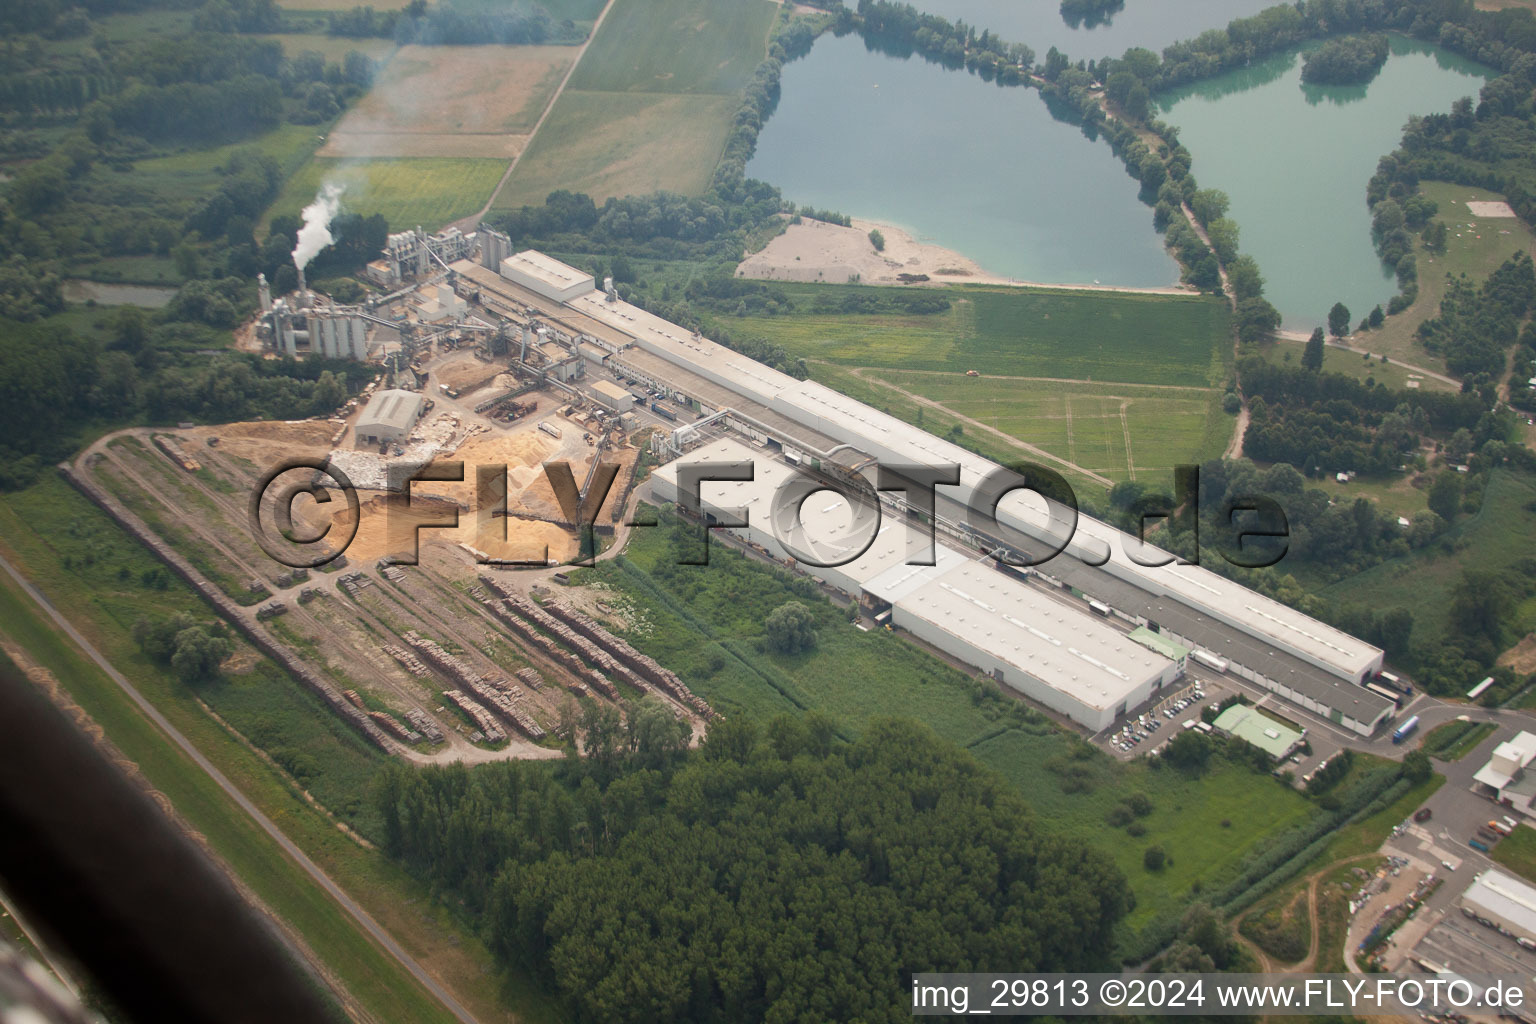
1097,677,1223,760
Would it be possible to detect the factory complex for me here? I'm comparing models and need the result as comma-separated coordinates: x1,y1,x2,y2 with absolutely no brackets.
244,231,1395,737
483,249,1394,737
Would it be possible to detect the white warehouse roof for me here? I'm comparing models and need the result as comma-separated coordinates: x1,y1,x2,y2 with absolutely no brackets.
555,253,1384,684
357,389,423,434
893,558,1171,714
499,251,595,303
1464,870,1536,939
651,437,1168,716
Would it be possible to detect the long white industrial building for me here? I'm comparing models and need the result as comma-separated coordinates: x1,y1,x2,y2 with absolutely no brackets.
466,251,1395,735
651,438,1180,730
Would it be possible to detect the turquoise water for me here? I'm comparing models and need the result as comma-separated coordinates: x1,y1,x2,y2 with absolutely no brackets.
747,32,1180,288
1158,37,1489,329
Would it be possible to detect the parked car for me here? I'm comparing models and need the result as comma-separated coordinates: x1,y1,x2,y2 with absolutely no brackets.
1414,808,1433,823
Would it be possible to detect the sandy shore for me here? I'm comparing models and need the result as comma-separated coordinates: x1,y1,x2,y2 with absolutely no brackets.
735,216,1192,295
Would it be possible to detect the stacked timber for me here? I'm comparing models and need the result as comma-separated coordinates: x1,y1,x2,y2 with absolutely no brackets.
543,601,714,718
368,710,423,744
343,689,366,709
382,644,430,678
443,690,506,743
515,667,545,691
59,464,396,753
476,593,617,699
404,707,444,744
401,630,545,740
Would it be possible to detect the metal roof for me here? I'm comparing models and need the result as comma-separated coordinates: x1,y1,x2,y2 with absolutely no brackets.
541,252,1383,687
1465,871,1536,939
893,558,1172,712
357,389,423,432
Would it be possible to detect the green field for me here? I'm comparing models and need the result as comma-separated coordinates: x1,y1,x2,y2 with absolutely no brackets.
494,0,778,207
734,286,1231,386
1494,825,1536,883
1323,468,1536,640
566,0,776,95
1360,181,1536,374
494,91,739,208
577,509,1321,944
720,283,1232,491
266,157,508,232
0,478,564,1024
860,368,1228,484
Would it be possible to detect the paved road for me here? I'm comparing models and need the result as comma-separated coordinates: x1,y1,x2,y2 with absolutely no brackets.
0,551,479,1024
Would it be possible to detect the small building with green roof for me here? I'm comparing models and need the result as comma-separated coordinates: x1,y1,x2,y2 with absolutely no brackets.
1213,705,1304,761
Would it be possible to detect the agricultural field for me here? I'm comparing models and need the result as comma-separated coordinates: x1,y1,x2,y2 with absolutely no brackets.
1357,182,1536,372
734,286,1231,386
575,509,1328,948
565,0,776,95
725,284,1232,491
266,156,508,232
490,91,739,207
1323,468,1536,641
321,45,574,159
858,369,1228,485
494,0,778,207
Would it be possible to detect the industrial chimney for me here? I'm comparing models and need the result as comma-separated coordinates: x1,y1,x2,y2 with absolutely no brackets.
257,273,272,313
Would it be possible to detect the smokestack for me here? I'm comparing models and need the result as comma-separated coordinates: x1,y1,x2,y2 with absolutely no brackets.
258,273,272,313
295,260,309,307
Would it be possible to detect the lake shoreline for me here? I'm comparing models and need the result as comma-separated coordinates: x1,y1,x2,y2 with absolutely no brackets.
737,217,1194,296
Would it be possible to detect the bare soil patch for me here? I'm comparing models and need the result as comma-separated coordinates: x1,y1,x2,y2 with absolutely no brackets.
321,45,571,159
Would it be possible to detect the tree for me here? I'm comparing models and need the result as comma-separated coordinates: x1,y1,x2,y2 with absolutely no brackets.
1427,472,1462,521
168,625,234,683
1143,845,1166,871
765,601,817,654
1328,301,1351,339
1302,327,1325,372
1164,730,1213,773
1402,749,1432,783
1368,304,1385,328
1189,188,1229,227
1227,255,1264,301
867,228,885,252
1235,297,1281,345
1124,83,1151,121
1206,217,1239,264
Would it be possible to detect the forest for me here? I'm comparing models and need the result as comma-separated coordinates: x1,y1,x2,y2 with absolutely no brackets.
1300,33,1390,85
374,717,1132,1022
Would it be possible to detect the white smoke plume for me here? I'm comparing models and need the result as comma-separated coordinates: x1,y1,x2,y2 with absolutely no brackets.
293,181,345,270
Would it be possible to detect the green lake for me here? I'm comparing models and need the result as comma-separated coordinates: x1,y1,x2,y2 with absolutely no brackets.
747,32,1181,288
1158,36,1489,329
750,27,1489,327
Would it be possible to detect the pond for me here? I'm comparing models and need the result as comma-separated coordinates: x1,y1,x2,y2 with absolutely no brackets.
1158,36,1489,329
747,31,1180,288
